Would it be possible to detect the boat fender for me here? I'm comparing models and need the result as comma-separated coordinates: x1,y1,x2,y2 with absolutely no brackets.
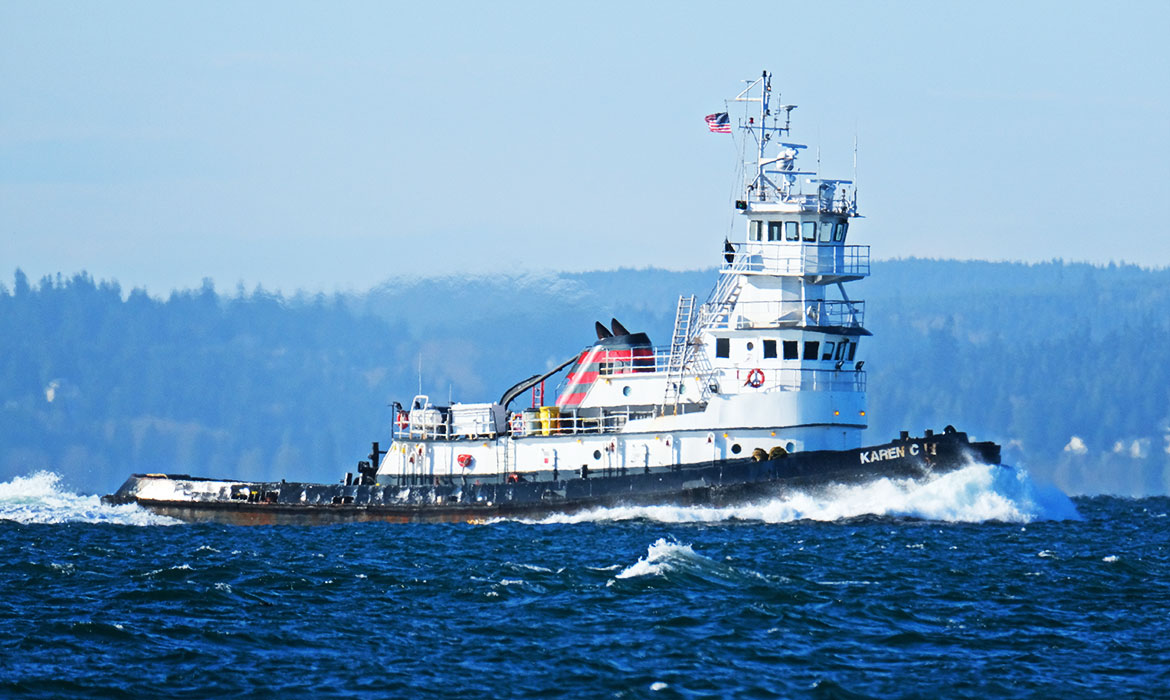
745,368,765,388
751,447,768,462
768,446,788,460
457,454,473,468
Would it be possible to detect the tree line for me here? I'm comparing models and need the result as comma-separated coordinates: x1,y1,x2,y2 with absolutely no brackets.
2,261,1168,496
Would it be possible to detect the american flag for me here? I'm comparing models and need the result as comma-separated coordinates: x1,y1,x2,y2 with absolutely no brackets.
705,112,731,134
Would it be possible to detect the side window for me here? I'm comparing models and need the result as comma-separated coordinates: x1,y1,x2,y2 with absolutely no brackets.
835,341,848,361
847,342,857,361
782,340,799,360
785,221,799,241
803,341,820,360
821,342,835,360
833,221,848,242
749,221,762,242
715,338,730,358
802,222,817,241
763,339,777,359
768,222,783,242
819,221,832,242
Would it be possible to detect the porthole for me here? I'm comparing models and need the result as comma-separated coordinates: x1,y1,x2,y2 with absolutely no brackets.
622,386,631,397
592,450,602,460
731,443,742,454
786,442,795,452
746,341,754,351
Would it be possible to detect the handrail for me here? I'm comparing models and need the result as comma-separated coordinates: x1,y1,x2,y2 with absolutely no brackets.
746,367,867,393
720,242,870,278
718,299,866,330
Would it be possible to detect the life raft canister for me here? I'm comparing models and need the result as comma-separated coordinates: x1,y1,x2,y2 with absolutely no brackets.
745,368,765,388
457,454,473,469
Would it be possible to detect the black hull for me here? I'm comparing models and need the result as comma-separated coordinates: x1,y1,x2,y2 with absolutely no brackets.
103,431,1000,525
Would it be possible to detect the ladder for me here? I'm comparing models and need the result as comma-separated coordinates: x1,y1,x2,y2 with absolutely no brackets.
692,261,746,336
662,295,694,408
495,437,511,482
668,296,694,371
662,255,751,410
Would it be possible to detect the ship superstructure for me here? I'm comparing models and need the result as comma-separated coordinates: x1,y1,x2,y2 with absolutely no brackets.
377,71,868,486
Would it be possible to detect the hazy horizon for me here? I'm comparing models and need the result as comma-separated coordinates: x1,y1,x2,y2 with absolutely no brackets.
3,1,1168,294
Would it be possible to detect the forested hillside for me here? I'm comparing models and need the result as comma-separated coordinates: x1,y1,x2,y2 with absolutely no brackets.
3,261,1168,496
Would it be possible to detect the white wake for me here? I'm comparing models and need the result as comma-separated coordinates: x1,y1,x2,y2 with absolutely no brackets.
527,464,1079,525
0,471,179,526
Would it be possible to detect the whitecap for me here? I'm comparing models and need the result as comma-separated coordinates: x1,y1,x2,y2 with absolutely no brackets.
614,538,707,580
1103,555,1119,563
0,471,179,526
510,562,553,573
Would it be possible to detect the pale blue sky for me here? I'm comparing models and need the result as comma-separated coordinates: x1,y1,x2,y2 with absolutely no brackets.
2,1,1167,294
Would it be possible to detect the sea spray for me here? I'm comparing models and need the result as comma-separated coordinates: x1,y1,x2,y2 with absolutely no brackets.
0,471,179,526
523,464,1079,525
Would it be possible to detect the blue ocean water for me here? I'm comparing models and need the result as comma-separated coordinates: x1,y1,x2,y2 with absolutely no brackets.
1,467,1167,699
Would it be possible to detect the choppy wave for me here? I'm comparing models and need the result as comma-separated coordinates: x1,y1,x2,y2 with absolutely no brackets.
527,464,1080,525
0,495,1160,698
0,471,178,526
614,538,704,580
608,537,768,591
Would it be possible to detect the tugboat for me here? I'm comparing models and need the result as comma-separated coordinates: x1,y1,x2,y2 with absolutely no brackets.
104,72,1000,524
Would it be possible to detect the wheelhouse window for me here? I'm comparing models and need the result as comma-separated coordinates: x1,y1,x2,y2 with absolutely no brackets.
782,340,799,360
763,339,777,359
767,221,783,242
715,338,730,358
833,221,848,242
821,342,835,360
802,222,817,241
847,342,857,361
819,221,832,242
749,221,762,242
803,341,820,360
785,221,799,241
835,341,848,361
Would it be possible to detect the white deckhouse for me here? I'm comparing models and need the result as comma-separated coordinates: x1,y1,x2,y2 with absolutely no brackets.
378,71,868,486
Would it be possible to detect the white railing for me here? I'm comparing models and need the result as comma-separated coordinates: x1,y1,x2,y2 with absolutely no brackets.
511,407,643,437
744,368,867,393
721,243,870,278
721,300,865,330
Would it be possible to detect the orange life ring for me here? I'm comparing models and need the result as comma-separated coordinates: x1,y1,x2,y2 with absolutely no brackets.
395,411,409,429
457,454,473,469
745,368,765,388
